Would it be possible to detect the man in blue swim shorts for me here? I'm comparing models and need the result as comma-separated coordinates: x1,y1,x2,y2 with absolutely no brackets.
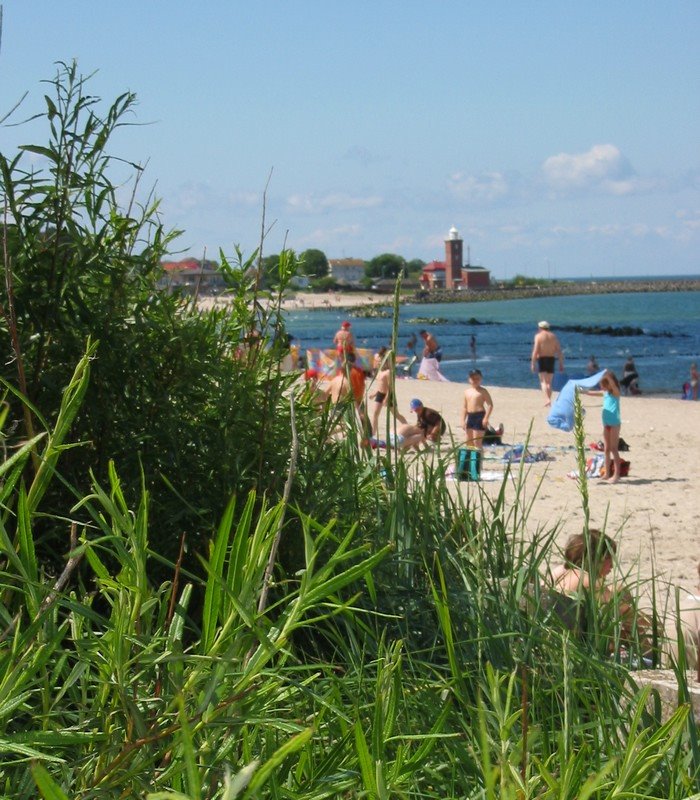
462,369,494,450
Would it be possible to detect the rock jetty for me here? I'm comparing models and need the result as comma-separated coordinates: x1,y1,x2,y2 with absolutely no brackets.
409,278,700,305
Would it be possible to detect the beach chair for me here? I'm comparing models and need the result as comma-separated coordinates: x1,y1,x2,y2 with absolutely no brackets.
398,355,417,377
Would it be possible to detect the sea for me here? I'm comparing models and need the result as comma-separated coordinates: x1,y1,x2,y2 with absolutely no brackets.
284,288,700,395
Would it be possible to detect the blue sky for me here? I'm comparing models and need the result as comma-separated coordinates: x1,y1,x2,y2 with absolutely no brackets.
2,1,699,278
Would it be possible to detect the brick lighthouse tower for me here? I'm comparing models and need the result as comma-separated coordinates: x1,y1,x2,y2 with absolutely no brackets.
444,225,463,289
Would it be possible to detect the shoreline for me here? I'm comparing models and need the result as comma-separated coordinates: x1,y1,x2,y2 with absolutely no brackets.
198,277,700,313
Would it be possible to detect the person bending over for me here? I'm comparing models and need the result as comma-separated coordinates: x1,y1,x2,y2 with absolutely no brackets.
409,398,446,444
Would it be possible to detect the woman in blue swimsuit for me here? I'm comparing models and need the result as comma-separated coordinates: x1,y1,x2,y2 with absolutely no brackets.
587,370,622,483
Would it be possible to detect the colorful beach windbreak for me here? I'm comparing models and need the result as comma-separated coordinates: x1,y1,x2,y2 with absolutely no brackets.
306,347,375,375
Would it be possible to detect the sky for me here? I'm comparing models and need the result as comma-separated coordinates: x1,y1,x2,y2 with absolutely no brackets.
2,1,699,279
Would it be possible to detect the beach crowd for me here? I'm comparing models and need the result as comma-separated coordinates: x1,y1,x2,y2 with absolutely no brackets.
296,316,699,671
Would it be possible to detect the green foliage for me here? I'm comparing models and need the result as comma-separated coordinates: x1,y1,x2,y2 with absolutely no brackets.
298,248,329,277
510,274,554,287
1,386,698,797
1,62,698,800
405,258,426,277
366,253,407,279
309,275,337,292
0,63,334,571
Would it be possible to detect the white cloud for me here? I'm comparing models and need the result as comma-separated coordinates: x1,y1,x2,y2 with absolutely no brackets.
293,224,362,248
447,171,510,203
166,182,260,214
541,144,636,194
676,209,700,232
285,192,382,214
343,145,387,166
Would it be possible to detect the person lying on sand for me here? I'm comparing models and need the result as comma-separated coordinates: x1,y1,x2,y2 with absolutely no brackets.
369,422,426,452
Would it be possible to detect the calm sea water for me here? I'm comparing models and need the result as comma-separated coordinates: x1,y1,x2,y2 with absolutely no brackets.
285,290,700,395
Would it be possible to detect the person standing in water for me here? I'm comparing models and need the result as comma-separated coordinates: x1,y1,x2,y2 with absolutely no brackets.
531,320,564,407
333,321,355,357
419,329,442,362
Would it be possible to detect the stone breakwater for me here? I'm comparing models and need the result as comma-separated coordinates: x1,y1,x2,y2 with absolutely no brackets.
408,278,700,305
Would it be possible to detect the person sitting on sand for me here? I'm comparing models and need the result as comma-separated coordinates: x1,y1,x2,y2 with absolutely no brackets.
409,398,446,444
548,529,654,659
302,368,329,407
621,355,640,395
462,369,494,451
325,354,368,435
370,352,407,436
550,529,617,599
530,320,564,406
483,423,505,446
664,560,700,671
690,362,699,401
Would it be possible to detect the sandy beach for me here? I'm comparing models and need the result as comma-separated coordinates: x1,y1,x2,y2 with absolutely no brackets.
198,291,391,312
378,375,700,598
199,292,699,595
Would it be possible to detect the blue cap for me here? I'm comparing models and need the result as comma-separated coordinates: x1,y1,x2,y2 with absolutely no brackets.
409,398,423,411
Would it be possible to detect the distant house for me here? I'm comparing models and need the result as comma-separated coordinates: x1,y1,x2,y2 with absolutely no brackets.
329,258,366,286
420,260,446,289
420,227,490,290
159,258,226,293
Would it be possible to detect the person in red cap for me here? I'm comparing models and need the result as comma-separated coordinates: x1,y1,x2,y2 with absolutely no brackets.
333,320,355,357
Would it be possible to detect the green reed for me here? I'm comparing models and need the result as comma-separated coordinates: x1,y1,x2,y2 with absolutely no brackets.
1,64,698,799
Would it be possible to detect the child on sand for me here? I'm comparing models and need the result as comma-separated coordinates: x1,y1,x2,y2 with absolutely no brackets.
370,352,407,436
585,369,622,483
462,369,494,450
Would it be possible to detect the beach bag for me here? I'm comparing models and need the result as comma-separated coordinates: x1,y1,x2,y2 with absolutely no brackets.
457,447,482,481
585,454,605,478
600,459,630,478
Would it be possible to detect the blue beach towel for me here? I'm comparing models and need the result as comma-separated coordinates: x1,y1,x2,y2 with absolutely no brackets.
547,369,607,432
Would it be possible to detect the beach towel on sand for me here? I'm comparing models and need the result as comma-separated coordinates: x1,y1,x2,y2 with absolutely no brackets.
417,357,450,382
547,369,607,432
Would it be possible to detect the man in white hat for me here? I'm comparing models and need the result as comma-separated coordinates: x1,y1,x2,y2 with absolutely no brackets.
531,321,564,406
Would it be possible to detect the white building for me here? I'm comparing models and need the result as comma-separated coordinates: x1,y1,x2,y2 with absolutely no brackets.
328,258,365,286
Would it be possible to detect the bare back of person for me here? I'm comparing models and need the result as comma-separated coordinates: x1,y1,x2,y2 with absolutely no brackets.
533,330,561,359
327,372,350,404
531,323,564,406
371,364,406,435
374,367,391,399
